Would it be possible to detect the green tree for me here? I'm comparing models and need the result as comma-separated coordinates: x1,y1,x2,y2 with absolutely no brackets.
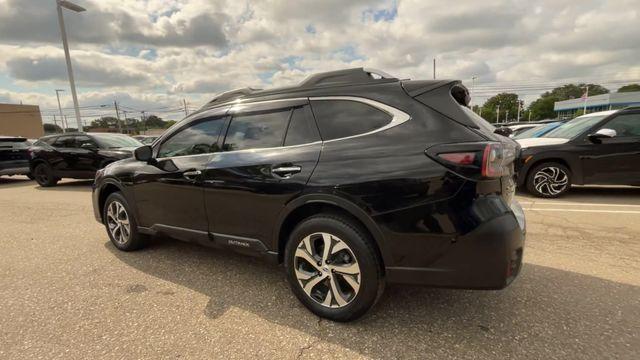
43,123,62,133
89,116,119,128
480,93,520,123
617,84,640,93
143,115,165,129
163,120,177,129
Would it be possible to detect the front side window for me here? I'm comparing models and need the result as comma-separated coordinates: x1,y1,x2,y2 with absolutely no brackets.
76,136,97,148
600,114,640,137
223,109,290,151
310,100,392,141
92,134,142,149
158,117,226,157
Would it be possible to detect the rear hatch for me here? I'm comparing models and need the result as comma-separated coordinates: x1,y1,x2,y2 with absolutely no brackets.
406,81,519,204
0,137,30,169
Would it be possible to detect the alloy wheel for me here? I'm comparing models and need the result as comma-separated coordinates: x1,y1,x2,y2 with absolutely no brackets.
533,166,568,196
106,201,131,245
293,232,361,308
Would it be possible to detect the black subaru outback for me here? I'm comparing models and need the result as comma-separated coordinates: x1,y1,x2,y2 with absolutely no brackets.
92,68,525,321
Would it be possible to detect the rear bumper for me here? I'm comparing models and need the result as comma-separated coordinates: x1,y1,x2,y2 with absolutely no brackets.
386,201,526,289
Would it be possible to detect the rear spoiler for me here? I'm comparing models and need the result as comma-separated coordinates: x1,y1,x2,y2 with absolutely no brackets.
402,80,477,129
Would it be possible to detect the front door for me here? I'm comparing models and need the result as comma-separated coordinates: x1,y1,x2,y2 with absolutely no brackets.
581,112,640,185
132,111,228,242
203,100,322,252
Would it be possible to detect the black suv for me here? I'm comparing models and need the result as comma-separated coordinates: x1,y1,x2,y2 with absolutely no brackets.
92,68,525,321
0,136,32,178
517,108,640,197
29,132,141,187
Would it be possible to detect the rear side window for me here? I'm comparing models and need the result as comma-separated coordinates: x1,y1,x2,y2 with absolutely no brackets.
310,100,392,140
158,116,226,157
284,106,321,146
223,109,290,151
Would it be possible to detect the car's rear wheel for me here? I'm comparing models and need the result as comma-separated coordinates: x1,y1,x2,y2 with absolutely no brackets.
33,163,58,187
103,192,146,251
284,214,383,322
526,162,571,198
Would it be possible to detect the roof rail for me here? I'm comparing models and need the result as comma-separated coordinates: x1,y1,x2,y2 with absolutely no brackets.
299,67,397,88
622,105,640,111
206,87,262,106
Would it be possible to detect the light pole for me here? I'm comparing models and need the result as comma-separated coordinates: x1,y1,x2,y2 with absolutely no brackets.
470,76,477,109
55,89,66,133
56,0,85,132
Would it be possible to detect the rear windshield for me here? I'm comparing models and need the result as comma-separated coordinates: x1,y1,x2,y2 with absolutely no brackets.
0,138,28,149
543,115,607,139
460,106,496,134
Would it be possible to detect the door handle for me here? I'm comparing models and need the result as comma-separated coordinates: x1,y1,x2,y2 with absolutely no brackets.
183,170,202,180
272,165,302,178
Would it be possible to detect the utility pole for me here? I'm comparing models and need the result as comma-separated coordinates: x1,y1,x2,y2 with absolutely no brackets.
516,100,521,122
496,104,500,123
55,89,66,133
114,100,122,133
479,107,483,117
141,111,146,134
183,99,189,117
505,109,509,122
470,76,477,109
582,85,589,115
528,110,532,122
433,58,436,79
56,0,86,132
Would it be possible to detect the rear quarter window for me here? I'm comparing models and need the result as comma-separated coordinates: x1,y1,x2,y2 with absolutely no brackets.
310,100,392,141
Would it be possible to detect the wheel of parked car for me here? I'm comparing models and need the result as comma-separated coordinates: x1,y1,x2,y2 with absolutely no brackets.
33,163,58,187
526,162,571,198
103,192,146,251
284,214,384,322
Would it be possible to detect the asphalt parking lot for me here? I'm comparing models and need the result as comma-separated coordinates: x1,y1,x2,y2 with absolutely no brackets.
1,177,638,359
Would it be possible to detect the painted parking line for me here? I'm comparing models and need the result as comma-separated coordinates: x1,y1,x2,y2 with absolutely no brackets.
518,201,640,208
526,208,640,214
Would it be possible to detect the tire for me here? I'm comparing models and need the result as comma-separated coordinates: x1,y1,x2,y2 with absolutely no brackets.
103,192,146,251
526,162,571,198
33,163,59,187
284,213,384,322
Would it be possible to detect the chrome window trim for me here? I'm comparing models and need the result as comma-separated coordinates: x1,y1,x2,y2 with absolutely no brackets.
153,96,410,160
308,96,411,143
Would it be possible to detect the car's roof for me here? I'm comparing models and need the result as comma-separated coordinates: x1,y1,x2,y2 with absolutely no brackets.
0,135,26,141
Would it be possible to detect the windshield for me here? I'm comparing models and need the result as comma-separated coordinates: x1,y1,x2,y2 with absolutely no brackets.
543,115,607,139
92,134,143,148
513,125,546,139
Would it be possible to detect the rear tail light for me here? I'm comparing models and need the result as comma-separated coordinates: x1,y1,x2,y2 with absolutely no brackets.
427,142,506,179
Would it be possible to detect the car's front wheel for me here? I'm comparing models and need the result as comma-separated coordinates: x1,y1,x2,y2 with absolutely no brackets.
33,163,58,187
526,162,571,198
103,192,146,251
284,214,384,322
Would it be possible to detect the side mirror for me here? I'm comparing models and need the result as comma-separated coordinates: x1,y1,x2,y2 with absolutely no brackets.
80,142,97,150
134,145,153,162
494,127,513,137
588,128,616,143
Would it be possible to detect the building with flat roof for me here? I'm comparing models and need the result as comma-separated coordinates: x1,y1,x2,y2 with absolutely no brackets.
0,103,44,138
554,91,640,119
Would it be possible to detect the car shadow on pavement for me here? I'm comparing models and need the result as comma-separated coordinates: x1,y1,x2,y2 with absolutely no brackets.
34,180,93,192
0,176,33,188
517,185,640,204
105,238,639,359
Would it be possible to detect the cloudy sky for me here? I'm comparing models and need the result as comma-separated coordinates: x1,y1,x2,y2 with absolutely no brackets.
1,0,639,124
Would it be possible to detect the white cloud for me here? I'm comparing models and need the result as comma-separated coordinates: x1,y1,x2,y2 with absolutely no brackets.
0,0,638,118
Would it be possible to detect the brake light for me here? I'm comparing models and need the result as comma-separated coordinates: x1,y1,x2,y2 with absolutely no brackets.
481,143,504,178
438,152,476,165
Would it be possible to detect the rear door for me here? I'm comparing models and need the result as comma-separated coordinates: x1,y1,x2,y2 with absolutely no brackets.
581,112,640,184
202,99,321,251
74,135,101,177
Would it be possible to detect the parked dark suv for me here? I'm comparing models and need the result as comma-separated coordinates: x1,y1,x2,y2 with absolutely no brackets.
517,108,640,197
92,68,525,321
29,132,141,187
0,136,32,178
